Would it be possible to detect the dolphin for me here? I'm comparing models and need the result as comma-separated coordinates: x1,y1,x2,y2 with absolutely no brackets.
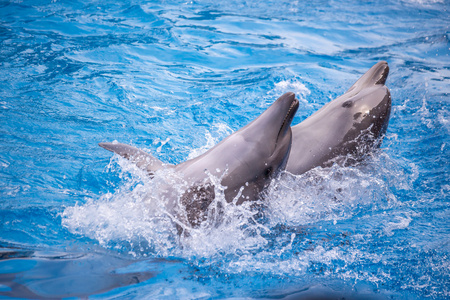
286,61,391,175
99,92,299,228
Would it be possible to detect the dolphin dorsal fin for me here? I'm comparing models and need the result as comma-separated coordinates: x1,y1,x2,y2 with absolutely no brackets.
99,142,172,175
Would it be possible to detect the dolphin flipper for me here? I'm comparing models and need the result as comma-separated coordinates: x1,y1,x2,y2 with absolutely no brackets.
99,142,171,175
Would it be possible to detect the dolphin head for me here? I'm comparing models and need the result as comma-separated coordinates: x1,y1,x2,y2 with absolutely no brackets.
174,92,298,228
220,92,299,203
318,61,391,163
340,61,391,142
287,61,392,174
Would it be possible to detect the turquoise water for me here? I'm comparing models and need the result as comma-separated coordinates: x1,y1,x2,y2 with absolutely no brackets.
0,0,449,299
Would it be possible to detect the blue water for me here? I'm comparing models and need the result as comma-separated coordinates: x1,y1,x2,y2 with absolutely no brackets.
0,0,449,299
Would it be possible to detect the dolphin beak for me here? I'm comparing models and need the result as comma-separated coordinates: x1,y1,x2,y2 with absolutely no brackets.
278,92,299,139
373,61,389,85
346,61,390,94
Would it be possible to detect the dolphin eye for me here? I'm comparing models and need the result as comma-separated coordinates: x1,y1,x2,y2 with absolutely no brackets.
342,100,353,108
264,166,273,178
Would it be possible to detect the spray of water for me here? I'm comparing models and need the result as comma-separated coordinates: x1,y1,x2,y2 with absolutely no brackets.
61,85,420,293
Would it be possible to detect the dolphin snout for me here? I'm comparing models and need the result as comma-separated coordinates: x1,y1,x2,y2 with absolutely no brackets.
278,91,296,104
374,61,389,85
278,93,299,139
278,92,298,111
346,61,390,94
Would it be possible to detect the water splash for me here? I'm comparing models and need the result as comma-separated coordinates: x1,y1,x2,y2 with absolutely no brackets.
62,134,414,277
186,123,234,159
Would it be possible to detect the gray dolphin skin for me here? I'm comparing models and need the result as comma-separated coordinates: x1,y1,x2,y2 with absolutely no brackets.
100,92,299,227
285,61,391,175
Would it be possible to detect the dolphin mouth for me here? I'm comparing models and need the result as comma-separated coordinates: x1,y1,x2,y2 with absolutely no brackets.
278,96,299,139
373,61,389,85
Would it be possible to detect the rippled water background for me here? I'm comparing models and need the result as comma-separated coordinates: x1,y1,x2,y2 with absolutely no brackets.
0,0,449,299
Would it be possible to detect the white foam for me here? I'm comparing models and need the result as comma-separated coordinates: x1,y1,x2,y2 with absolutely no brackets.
383,215,413,237
62,130,411,283
273,80,311,103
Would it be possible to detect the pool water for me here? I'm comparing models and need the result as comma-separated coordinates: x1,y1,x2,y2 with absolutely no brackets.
0,0,449,299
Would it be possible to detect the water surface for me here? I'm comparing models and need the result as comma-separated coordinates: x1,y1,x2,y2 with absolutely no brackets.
0,0,449,299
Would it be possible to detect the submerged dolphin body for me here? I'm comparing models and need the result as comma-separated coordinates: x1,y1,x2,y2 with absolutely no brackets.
100,92,299,228
286,61,392,175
